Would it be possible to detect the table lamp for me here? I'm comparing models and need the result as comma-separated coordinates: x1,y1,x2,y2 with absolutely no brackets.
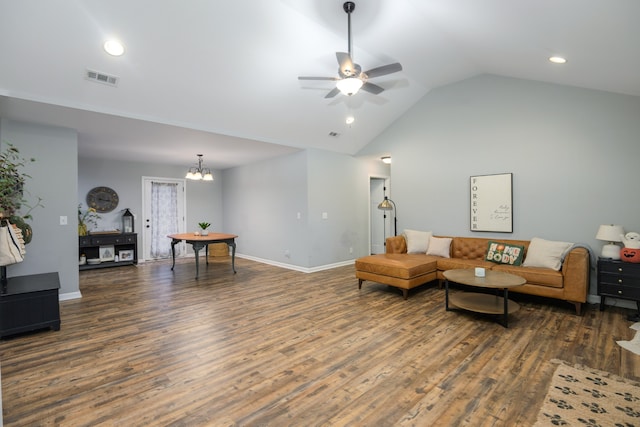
595,224,625,259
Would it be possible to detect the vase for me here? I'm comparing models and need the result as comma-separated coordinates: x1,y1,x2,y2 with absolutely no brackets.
78,223,87,236
201,230,209,236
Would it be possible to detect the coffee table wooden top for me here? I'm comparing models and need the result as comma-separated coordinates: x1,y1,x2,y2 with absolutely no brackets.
443,269,526,289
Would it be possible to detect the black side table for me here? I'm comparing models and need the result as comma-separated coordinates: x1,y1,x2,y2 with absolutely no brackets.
0,272,61,338
597,258,640,319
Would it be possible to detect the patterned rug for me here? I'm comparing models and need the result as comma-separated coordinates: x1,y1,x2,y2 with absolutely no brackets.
534,360,640,426
617,322,640,356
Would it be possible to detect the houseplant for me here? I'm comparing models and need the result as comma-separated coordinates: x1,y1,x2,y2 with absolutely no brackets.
78,204,101,236
198,222,211,236
0,142,43,243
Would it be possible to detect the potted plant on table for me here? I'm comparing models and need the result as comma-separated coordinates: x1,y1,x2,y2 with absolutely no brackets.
198,222,211,236
78,204,101,236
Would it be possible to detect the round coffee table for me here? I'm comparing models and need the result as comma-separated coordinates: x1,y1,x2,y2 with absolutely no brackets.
443,269,526,328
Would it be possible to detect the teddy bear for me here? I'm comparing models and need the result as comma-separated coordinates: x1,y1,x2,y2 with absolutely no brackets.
620,231,640,263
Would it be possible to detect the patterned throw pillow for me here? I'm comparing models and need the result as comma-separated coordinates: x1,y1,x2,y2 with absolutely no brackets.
485,241,525,266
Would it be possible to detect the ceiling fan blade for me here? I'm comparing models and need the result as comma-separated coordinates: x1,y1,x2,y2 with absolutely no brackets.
324,87,341,99
298,76,339,81
361,82,384,95
336,52,356,77
363,63,403,79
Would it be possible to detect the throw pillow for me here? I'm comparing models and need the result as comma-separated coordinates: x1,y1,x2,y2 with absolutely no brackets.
522,237,573,271
485,241,525,266
403,229,432,254
427,237,452,258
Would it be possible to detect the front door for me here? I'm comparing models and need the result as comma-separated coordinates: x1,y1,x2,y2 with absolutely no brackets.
141,177,186,261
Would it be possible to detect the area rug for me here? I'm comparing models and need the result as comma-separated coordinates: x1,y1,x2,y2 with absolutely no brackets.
617,322,640,356
534,359,640,426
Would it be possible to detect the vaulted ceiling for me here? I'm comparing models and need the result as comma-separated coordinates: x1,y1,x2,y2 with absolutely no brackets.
0,0,638,169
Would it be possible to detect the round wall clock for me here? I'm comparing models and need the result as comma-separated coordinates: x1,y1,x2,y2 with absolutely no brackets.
86,186,119,213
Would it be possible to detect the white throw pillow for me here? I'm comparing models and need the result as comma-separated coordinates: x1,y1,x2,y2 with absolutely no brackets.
426,237,452,258
522,237,573,271
403,229,432,254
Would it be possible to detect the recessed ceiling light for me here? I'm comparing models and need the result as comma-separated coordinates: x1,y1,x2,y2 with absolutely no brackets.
549,56,567,64
104,40,125,56
381,156,391,164
346,116,355,125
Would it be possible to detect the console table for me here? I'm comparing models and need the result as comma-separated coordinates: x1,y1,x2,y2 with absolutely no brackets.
0,270,60,338
168,233,237,279
79,233,138,270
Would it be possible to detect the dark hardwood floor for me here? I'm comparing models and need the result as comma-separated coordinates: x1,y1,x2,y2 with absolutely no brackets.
1,256,639,426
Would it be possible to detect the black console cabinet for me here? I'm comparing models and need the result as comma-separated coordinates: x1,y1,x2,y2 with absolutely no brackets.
79,233,138,270
598,258,640,311
0,272,61,338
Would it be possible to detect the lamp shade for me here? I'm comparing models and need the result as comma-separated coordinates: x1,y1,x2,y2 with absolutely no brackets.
595,224,624,242
378,199,394,210
336,77,363,96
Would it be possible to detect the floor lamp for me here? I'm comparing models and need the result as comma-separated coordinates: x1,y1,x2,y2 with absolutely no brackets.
378,196,397,236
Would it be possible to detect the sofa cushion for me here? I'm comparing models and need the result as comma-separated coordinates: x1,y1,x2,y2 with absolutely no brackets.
427,237,452,257
451,237,491,260
436,258,496,272
522,237,573,271
485,241,525,266
404,229,432,253
355,254,438,279
491,264,564,288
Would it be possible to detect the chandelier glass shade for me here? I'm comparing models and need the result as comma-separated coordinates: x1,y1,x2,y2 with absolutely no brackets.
186,154,214,181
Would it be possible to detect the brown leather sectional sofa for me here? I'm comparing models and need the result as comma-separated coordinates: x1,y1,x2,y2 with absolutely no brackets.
355,235,590,314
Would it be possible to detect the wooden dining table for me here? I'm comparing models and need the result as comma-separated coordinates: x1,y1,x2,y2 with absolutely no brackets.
167,233,237,279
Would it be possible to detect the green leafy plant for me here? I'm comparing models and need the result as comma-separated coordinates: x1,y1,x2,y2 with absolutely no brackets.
78,204,101,229
0,142,43,244
198,222,211,230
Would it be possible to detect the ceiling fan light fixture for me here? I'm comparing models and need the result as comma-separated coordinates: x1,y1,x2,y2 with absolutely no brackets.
336,77,363,96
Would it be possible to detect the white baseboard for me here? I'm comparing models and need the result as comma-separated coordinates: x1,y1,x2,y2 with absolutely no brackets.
236,253,354,273
588,293,638,310
59,291,82,301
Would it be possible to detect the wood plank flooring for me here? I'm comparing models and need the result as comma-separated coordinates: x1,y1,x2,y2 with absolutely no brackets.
1,256,639,426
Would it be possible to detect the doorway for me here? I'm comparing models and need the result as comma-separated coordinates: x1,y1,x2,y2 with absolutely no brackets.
141,177,187,261
369,177,390,255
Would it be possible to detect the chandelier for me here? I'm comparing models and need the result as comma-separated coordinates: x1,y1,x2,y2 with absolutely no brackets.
185,154,213,181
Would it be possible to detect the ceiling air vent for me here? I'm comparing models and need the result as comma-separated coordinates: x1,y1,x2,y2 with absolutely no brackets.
328,131,340,137
85,69,119,87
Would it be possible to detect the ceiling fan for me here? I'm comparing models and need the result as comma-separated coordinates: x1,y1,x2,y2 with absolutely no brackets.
298,1,403,98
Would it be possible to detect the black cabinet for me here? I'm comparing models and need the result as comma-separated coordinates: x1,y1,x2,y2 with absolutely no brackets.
598,258,640,310
79,233,138,270
0,272,60,338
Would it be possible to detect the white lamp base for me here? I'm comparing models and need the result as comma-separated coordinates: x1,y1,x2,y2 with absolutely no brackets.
601,243,621,260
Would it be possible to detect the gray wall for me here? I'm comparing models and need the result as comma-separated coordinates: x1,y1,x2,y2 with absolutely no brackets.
357,74,640,295
78,157,222,256
222,149,371,270
0,119,79,298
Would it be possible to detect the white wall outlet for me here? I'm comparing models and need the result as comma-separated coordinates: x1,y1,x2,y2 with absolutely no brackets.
297,212,301,220
60,216,68,225
349,247,353,254
322,212,328,220
284,249,290,258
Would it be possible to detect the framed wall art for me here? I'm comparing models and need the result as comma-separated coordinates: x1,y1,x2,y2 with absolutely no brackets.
470,173,513,233
99,245,115,261
119,250,134,261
